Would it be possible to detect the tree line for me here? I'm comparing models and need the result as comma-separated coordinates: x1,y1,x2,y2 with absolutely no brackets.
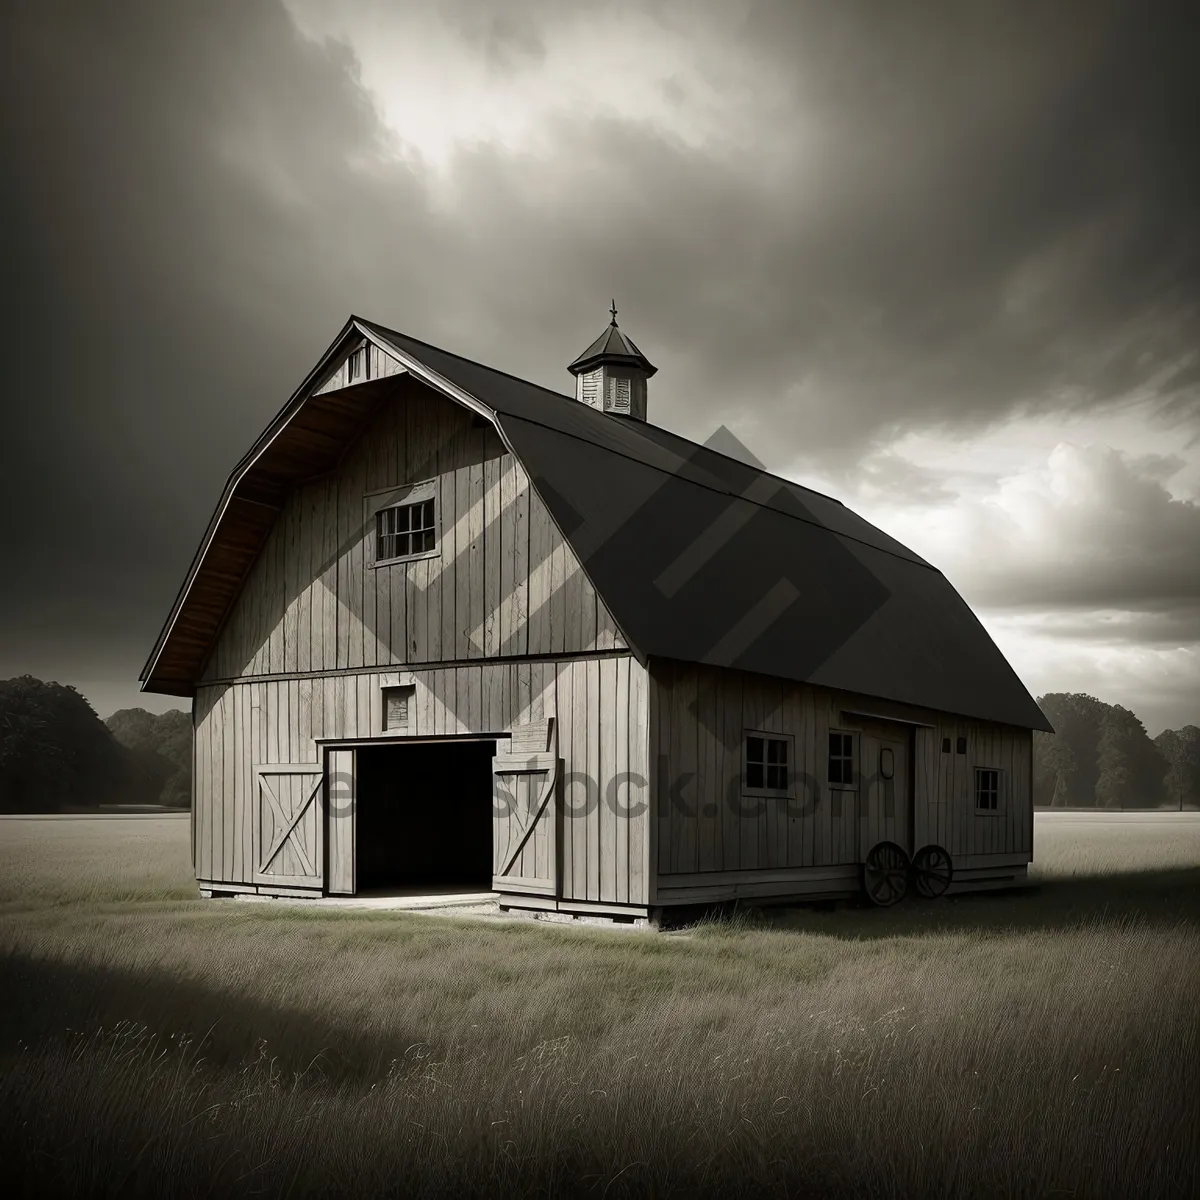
1034,693,1200,810
1,676,1197,814
0,676,189,814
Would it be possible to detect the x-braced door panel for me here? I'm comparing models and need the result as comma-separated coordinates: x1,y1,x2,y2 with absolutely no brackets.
253,765,324,888
493,719,560,896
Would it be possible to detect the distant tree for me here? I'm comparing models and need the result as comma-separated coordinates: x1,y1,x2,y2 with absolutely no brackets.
1033,729,1078,807
1035,693,1109,806
1094,705,1169,809
106,708,191,808
0,676,155,813
1154,726,1200,810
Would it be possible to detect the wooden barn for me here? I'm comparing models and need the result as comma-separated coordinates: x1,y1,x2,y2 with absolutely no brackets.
141,310,1053,918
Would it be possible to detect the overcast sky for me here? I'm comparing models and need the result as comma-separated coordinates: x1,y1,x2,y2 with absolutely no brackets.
2,0,1197,735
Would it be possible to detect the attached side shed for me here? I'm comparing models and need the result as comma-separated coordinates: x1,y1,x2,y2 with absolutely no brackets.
143,316,1051,917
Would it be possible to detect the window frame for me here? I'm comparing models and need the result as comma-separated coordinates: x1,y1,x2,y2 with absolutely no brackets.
382,684,416,731
974,767,1002,815
365,480,441,568
742,729,796,799
827,728,857,790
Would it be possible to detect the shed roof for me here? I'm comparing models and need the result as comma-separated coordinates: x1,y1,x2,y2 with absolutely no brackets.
141,316,1052,732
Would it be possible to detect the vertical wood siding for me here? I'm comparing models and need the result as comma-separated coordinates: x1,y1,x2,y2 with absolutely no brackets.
649,660,1033,881
193,655,650,905
199,375,625,684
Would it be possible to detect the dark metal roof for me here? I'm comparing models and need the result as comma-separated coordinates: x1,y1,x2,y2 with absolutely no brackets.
142,314,1049,731
567,320,658,378
363,320,1052,732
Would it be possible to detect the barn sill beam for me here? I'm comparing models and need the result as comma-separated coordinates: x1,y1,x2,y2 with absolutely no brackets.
497,895,651,923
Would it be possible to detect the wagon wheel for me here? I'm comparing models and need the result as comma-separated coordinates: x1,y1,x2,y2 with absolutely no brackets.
911,844,953,898
863,841,911,907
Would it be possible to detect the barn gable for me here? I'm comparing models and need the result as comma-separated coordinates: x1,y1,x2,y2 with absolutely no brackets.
198,374,626,684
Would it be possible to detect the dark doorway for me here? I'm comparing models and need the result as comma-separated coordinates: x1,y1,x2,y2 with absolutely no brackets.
353,739,497,894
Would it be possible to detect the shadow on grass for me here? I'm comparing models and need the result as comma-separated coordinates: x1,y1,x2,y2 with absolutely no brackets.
0,951,407,1083
744,865,1200,940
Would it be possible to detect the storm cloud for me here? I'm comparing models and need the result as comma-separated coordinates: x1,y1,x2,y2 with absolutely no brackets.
1,0,1196,726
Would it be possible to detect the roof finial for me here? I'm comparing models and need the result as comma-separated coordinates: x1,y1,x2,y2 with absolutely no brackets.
609,298,618,326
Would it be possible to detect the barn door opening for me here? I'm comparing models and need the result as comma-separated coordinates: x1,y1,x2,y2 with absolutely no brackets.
493,719,561,897
252,765,324,890
350,739,497,895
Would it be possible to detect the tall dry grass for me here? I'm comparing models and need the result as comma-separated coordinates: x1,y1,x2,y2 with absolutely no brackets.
0,814,1197,1198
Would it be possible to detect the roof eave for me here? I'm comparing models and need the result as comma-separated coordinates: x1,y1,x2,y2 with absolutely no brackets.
567,352,658,378
139,317,367,690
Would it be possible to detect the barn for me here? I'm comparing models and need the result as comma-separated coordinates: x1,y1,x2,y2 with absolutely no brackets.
141,310,1054,918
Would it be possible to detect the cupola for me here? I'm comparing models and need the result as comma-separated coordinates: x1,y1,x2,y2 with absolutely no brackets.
567,301,656,420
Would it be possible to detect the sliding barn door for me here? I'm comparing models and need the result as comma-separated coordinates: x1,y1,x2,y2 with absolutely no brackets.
327,748,356,895
252,765,324,889
858,720,913,859
493,719,561,897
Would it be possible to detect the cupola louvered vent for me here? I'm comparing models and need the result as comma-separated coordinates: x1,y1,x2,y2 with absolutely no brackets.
568,301,655,421
581,370,601,408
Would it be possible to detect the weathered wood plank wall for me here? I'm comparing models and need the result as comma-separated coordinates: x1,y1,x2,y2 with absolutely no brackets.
650,659,1033,883
193,655,649,905
199,374,624,684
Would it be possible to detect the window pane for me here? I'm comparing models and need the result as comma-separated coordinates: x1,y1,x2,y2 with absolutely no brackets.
829,760,844,785
747,762,764,789
767,764,787,789
767,739,787,765
746,736,764,765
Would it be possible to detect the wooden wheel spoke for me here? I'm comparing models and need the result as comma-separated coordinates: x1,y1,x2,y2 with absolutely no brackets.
911,845,953,898
863,841,911,906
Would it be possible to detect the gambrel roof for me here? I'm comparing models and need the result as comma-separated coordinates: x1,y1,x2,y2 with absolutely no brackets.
142,316,1052,733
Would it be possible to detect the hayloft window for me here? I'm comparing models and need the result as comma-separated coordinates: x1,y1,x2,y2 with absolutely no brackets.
368,480,439,567
828,730,855,786
743,732,793,795
349,344,367,382
377,500,435,562
975,768,1000,812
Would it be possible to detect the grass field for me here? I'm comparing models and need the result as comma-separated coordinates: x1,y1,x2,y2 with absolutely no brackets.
1,814,1197,1199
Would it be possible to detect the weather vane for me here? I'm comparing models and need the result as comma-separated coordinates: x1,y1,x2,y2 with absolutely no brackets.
609,299,618,325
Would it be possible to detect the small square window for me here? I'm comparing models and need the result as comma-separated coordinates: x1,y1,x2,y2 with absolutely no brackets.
744,732,791,793
941,737,951,753
383,685,415,731
376,498,436,562
956,736,967,755
829,730,855,786
975,767,1000,811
